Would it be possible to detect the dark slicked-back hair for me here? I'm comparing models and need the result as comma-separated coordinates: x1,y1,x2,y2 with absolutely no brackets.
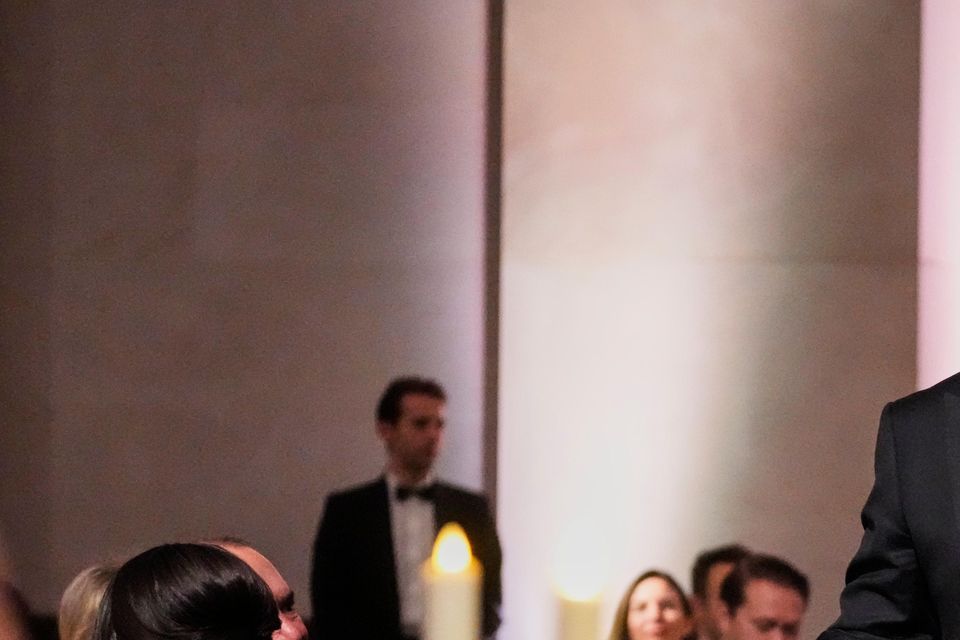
607,570,692,640
94,543,279,640
691,544,750,598
719,554,809,615
376,376,446,424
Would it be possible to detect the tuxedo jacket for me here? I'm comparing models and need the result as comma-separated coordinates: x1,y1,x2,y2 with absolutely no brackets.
820,372,960,640
310,477,502,640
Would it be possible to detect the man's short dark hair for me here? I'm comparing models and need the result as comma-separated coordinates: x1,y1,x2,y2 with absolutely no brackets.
719,554,809,615
691,543,750,598
376,376,446,424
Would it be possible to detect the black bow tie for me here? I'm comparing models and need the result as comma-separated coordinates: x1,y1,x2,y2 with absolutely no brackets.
396,484,437,502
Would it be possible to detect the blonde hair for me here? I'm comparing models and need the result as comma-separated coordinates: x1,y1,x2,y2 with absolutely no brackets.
59,564,116,640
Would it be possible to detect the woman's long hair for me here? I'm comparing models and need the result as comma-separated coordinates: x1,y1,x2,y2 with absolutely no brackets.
94,543,279,640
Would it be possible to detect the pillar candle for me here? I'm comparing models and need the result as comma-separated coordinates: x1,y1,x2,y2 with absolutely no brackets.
422,522,482,640
558,594,600,640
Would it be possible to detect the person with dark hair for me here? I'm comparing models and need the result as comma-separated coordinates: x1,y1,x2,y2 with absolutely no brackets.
717,554,809,640
818,372,960,640
607,570,694,640
690,545,750,640
311,376,502,640
375,378,446,425
210,538,308,640
94,543,279,640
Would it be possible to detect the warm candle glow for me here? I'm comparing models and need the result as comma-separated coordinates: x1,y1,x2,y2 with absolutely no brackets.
557,594,601,640
553,525,605,602
422,522,482,640
431,522,473,573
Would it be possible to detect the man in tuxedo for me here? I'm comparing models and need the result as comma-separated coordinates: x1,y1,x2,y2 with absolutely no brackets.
310,377,502,640
819,372,960,640
691,544,751,640
718,554,809,640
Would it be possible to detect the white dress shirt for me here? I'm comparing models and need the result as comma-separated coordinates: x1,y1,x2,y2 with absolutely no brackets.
385,471,437,636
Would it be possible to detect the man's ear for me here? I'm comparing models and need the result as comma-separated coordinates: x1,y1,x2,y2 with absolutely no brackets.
376,420,393,441
717,604,734,636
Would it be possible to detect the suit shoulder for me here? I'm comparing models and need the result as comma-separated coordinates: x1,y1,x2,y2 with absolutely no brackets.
886,372,960,419
437,482,490,508
324,478,385,508
437,480,486,497
878,373,960,456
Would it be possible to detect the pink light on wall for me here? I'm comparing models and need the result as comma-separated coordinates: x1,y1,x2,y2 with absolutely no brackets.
919,0,960,387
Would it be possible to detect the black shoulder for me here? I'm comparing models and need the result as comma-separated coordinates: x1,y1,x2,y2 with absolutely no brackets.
879,373,960,461
887,372,960,420
436,482,490,509
324,478,386,508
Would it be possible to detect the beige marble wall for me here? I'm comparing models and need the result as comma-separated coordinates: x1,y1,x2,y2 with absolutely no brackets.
0,1,489,614
499,2,919,638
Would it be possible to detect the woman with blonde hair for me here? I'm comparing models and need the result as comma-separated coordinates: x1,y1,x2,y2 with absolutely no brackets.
59,564,116,640
608,570,694,640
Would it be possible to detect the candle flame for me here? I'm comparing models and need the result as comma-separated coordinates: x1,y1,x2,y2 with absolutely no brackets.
431,522,473,573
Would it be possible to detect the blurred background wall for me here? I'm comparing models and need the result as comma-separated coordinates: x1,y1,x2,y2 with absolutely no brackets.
0,3,943,640
0,0,490,615
499,2,918,638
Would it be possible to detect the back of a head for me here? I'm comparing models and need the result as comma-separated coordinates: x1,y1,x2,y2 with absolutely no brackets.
94,543,279,640
719,554,809,615
59,564,117,640
690,544,750,600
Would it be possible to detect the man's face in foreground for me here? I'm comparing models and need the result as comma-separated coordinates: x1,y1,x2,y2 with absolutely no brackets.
224,544,308,640
721,579,805,640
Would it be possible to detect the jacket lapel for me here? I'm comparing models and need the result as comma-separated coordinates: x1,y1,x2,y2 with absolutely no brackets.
372,477,401,631
434,482,451,533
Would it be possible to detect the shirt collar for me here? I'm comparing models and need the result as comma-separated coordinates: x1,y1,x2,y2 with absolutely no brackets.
385,470,436,495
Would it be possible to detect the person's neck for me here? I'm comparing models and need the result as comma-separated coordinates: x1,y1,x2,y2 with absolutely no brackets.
388,464,431,487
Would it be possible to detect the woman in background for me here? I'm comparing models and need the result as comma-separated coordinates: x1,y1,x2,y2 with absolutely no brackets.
608,570,694,640
59,564,116,640
94,543,279,640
